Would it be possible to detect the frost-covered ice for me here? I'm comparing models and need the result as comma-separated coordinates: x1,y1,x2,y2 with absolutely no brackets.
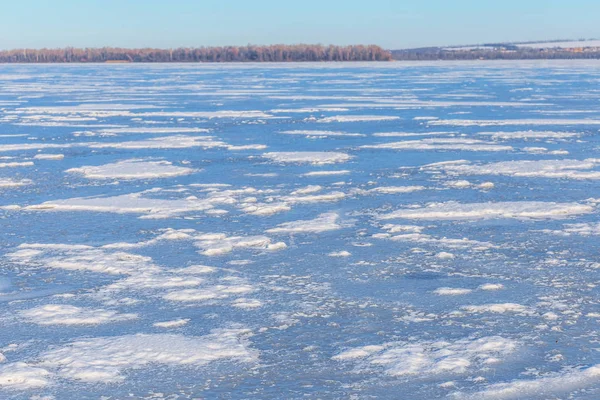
3,62,600,399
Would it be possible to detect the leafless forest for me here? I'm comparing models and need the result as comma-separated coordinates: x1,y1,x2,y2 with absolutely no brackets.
0,44,393,63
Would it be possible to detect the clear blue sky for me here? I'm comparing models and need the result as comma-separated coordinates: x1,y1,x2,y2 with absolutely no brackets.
2,0,598,50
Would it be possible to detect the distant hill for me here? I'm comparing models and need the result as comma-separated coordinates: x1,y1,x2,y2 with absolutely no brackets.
391,39,600,60
0,45,393,63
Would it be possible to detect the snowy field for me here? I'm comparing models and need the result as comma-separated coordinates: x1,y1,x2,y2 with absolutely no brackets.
1,61,600,399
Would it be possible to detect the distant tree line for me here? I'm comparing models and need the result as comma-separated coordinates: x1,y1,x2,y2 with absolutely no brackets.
391,47,600,60
0,45,392,63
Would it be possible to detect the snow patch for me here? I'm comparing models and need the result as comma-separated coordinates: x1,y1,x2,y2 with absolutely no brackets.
20,304,137,325
66,159,196,180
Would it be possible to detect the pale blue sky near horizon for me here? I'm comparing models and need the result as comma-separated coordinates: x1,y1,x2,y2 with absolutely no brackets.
1,0,598,50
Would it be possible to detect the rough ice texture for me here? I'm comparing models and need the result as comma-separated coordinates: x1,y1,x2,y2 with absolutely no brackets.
262,152,352,164
66,159,196,180
379,201,593,221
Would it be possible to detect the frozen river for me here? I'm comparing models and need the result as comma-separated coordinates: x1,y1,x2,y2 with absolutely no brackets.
1,61,600,399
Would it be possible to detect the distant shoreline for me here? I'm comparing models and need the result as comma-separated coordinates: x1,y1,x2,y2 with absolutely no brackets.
391,39,600,60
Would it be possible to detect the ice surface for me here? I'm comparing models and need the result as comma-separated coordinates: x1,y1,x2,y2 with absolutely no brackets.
3,62,600,399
